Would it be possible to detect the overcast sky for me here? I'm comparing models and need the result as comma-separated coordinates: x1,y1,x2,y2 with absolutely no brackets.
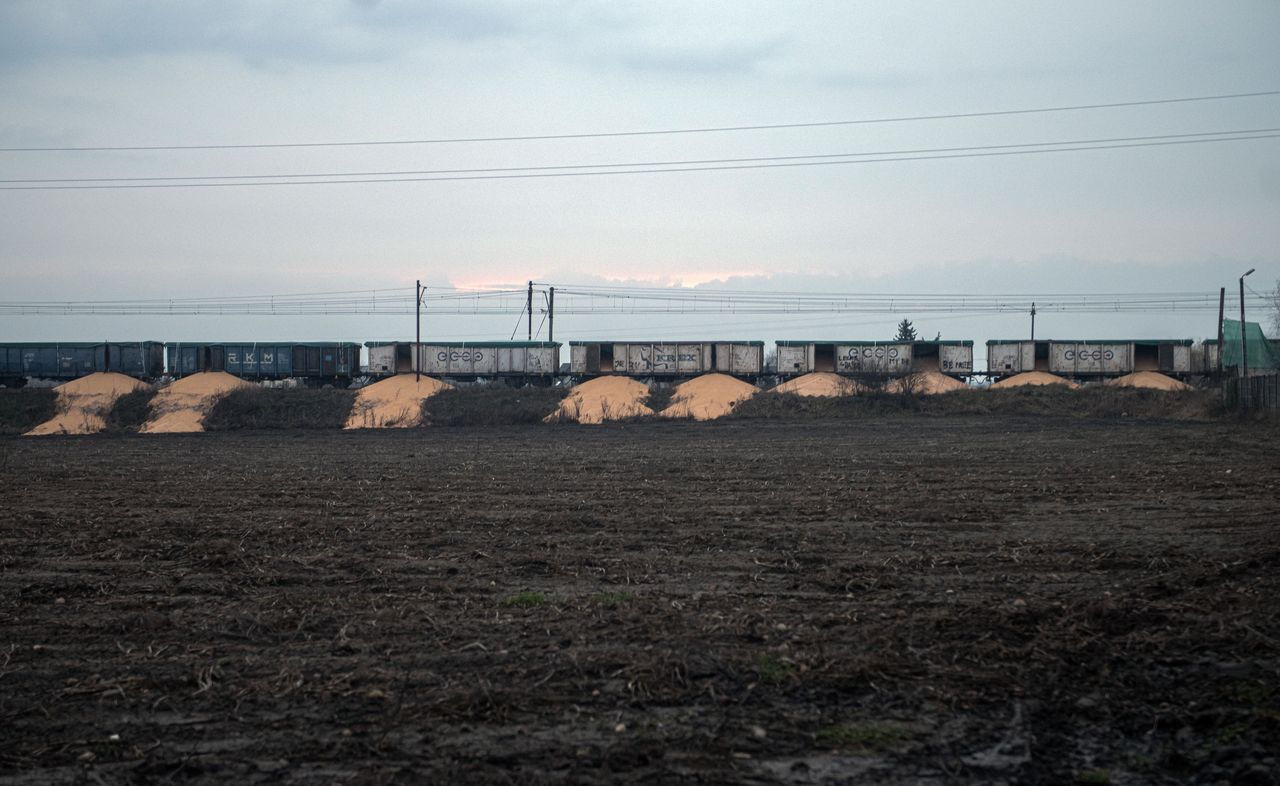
2,0,1278,357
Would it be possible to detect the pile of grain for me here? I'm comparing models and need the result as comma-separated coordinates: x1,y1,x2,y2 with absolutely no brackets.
141,372,251,433
881,371,967,395
545,376,654,424
661,374,758,420
345,374,452,429
770,372,863,397
25,372,149,436
1105,371,1192,391
991,371,1080,389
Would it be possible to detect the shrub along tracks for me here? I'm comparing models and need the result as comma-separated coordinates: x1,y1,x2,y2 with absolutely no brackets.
0,419,1276,783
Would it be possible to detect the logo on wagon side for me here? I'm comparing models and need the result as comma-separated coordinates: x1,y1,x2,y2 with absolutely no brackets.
1063,348,1115,361
439,350,484,362
847,347,901,360
838,346,909,369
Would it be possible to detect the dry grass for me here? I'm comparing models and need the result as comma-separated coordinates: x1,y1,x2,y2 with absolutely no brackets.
0,388,58,434
733,384,1222,421
422,385,568,426
204,388,357,430
103,388,159,433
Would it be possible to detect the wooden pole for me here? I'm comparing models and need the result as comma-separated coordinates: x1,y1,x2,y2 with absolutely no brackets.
548,287,555,343
1240,276,1249,407
1216,287,1225,378
527,281,533,341
415,279,421,383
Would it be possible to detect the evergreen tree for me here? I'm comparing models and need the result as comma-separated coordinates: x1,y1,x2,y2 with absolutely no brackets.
894,319,918,341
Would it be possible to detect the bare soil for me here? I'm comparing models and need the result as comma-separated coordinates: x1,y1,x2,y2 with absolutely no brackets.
1,419,1276,784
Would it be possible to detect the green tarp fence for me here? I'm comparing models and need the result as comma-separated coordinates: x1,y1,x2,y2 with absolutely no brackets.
1221,319,1280,370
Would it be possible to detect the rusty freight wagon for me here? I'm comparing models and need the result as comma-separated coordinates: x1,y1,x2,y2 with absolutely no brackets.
165,342,361,381
568,341,764,378
0,341,164,386
775,340,973,378
366,341,561,381
986,339,1194,378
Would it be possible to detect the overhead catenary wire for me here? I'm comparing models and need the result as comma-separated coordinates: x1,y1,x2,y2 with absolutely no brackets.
4,127,1276,185
4,132,1280,190
1,284,1267,316
3,89,1277,153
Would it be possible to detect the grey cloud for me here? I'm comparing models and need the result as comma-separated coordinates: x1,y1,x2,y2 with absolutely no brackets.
0,0,784,77
0,0,523,66
600,38,783,76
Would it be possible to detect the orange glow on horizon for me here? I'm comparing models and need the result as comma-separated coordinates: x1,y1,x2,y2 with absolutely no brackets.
448,270,767,290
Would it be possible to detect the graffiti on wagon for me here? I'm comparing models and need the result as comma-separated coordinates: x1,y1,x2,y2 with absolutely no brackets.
226,351,274,365
620,345,701,373
836,345,911,373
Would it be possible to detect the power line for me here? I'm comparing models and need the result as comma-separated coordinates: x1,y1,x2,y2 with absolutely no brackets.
546,285,1243,299
4,132,1279,191
3,287,1265,316
3,90,1277,153
5,127,1275,185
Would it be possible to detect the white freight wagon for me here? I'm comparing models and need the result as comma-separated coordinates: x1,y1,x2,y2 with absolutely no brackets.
569,341,764,377
776,341,973,377
365,342,560,378
418,342,559,377
1049,342,1132,376
1193,342,1220,375
366,342,410,374
1051,340,1194,377
986,341,1039,375
987,339,1195,378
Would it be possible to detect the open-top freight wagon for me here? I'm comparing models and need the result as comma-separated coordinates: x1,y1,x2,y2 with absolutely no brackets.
0,341,164,386
165,342,361,381
568,341,764,378
365,341,561,381
985,339,1195,378
775,340,974,378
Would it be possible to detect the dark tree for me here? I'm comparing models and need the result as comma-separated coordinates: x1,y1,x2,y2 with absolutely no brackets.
894,319,918,342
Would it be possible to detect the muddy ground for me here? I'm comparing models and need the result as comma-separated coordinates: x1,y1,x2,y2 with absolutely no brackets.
1,419,1277,784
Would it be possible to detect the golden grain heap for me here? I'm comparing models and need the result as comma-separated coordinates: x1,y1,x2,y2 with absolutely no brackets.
991,371,1080,389
25,372,149,436
880,370,967,395
769,371,863,397
545,376,654,424
345,374,452,429
660,373,758,420
1105,371,1192,391
141,372,251,433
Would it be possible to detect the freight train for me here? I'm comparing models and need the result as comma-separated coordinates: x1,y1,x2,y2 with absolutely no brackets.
0,336,1233,387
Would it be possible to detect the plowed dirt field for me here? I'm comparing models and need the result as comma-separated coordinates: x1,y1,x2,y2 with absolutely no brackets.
1,419,1276,784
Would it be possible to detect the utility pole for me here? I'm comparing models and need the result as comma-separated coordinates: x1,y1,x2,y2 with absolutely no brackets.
1217,287,1225,378
415,280,422,383
527,281,533,342
548,287,555,343
1240,268,1255,407
1030,302,1036,342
